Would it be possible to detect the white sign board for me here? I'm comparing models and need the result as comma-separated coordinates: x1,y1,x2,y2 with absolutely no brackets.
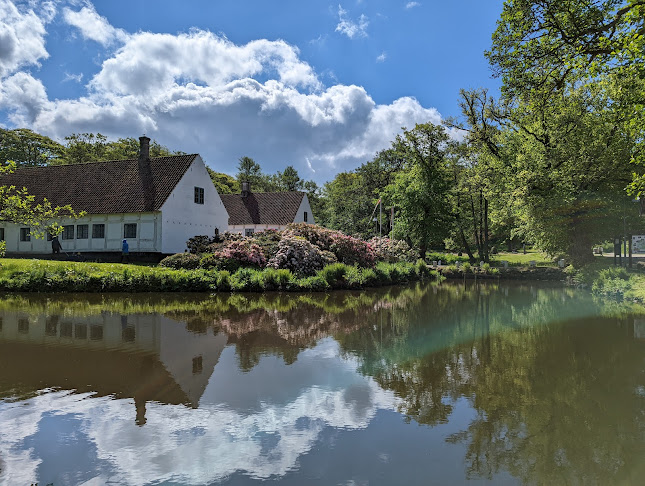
632,235,645,253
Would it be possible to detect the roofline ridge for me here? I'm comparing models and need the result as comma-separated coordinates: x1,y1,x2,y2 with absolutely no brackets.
7,153,199,170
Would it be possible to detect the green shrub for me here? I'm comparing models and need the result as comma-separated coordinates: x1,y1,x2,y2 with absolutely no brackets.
462,262,471,273
230,267,261,291
159,253,201,270
295,274,330,291
319,263,350,286
482,263,491,274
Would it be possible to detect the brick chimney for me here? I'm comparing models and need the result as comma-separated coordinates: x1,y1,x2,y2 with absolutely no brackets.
139,135,150,161
241,181,251,198
138,135,154,211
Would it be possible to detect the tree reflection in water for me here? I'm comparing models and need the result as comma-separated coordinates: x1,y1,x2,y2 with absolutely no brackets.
1,282,644,484
337,283,645,484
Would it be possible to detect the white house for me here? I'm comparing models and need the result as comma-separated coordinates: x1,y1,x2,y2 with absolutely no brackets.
0,136,229,255
220,182,315,236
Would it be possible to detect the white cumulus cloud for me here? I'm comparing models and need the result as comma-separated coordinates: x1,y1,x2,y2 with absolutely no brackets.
376,51,387,63
335,5,369,39
406,2,421,9
0,0,52,78
1,0,446,181
63,4,128,46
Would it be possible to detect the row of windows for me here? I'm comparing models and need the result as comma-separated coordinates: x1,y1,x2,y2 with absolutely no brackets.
15,223,137,242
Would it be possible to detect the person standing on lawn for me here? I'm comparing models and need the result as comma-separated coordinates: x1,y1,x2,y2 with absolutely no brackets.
122,239,129,263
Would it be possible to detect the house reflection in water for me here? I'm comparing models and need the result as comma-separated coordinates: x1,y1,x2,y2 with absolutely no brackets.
0,310,227,425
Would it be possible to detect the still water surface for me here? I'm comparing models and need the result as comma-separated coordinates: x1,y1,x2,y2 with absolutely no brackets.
1,282,644,485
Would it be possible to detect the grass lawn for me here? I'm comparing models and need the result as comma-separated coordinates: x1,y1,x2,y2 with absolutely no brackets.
490,250,555,266
0,258,165,275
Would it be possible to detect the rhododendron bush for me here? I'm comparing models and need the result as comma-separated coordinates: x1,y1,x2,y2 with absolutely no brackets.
200,240,266,271
174,224,414,272
369,237,417,263
268,236,324,276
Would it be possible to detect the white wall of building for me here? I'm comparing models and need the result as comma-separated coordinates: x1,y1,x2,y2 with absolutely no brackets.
0,212,161,254
228,224,287,235
293,194,314,224
160,156,228,254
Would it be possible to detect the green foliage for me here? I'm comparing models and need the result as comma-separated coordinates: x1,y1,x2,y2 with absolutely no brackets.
61,133,177,165
0,241,5,258
0,128,65,166
0,259,434,293
207,168,239,194
0,162,85,238
387,123,454,255
322,172,373,237
159,253,201,270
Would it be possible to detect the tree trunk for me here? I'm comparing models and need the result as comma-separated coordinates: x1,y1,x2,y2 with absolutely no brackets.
483,196,489,262
456,195,476,262
569,223,595,267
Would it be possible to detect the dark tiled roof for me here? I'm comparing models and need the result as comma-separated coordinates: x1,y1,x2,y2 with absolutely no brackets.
219,192,305,225
0,155,198,214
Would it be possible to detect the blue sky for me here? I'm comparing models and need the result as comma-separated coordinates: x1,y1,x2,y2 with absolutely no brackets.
0,0,503,181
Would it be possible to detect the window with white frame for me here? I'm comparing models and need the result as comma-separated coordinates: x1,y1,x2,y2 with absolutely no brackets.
77,224,89,239
304,211,308,222
245,228,255,237
124,223,137,239
62,225,75,240
194,187,204,204
92,224,105,239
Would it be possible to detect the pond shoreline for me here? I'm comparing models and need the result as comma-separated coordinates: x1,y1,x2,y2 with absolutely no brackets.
439,266,566,281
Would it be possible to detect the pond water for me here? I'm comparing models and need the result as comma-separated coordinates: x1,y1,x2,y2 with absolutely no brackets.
1,282,644,485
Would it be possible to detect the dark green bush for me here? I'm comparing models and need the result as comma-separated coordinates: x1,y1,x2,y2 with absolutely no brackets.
159,253,201,270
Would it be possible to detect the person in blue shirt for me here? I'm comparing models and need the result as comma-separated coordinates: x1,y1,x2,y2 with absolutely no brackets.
121,239,129,263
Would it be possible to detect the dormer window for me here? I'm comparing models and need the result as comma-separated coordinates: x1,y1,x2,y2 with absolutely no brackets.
194,187,204,204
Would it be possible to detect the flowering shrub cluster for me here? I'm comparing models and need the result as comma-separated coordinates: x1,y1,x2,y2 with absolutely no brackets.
368,237,417,263
285,223,375,266
173,225,413,274
201,240,266,272
267,236,324,276
284,223,337,251
330,233,376,267
251,229,283,260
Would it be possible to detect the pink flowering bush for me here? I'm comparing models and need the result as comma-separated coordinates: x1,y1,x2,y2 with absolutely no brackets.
330,233,376,267
268,236,325,276
286,223,375,267
284,223,337,251
200,240,266,272
369,237,417,263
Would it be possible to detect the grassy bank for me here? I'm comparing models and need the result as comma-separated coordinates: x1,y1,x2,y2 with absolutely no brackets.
568,261,645,302
0,258,437,293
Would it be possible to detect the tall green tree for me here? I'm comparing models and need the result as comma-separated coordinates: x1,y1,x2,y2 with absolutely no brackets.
322,172,374,237
207,168,240,194
0,129,65,167
386,123,454,258
275,165,303,191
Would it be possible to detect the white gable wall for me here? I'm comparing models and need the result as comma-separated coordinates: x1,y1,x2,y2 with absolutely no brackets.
160,155,228,254
293,194,315,225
